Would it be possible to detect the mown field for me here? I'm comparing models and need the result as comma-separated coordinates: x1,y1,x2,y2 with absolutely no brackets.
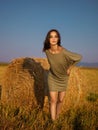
0,61,98,130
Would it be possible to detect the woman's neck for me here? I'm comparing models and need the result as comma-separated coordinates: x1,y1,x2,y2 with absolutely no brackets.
49,45,62,54
50,44,58,51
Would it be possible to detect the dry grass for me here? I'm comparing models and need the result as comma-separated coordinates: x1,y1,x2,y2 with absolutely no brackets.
0,58,98,130
0,66,7,85
0,66,7,99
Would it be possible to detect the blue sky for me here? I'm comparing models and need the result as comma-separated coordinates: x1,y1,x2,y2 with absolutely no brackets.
0,0,98,62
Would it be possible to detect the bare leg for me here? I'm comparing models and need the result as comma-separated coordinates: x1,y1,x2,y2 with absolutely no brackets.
56,91,66,119
49,91,58,121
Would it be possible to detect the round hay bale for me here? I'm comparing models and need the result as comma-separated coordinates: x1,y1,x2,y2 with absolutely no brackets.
62,67,83,112
1,57,48,110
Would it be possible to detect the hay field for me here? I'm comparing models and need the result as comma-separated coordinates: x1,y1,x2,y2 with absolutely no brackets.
0,66,7,85
0,59,98,130
0,65,7,97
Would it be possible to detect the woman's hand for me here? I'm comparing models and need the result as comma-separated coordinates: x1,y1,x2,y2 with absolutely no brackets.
67,66,73,76
67,69,70,76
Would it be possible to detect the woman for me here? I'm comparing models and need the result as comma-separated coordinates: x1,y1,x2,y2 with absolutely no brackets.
43,29,82,121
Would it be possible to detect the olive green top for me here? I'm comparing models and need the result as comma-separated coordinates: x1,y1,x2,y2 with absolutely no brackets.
45,48,82,91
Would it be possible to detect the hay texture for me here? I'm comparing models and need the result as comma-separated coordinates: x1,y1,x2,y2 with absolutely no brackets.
1,57,49,110
62,67,83,112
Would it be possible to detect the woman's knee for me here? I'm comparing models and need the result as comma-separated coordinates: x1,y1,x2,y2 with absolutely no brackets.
58,91,65,103
58,97,64,103
58,99,62,103
49,92,58,104
50,97,57,104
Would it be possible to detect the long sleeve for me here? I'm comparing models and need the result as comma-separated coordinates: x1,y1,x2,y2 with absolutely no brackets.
64,48,82,66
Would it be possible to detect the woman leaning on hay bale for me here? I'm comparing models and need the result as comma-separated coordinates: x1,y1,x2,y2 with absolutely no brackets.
43,29,82,121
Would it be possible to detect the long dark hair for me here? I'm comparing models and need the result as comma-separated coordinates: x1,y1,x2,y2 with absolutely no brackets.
43,29,61,52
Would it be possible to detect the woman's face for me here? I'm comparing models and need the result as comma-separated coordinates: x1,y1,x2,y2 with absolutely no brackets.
49,31,59,46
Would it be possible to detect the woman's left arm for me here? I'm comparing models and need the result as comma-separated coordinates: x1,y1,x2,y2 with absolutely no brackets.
64,48,82,65
64,48,82,75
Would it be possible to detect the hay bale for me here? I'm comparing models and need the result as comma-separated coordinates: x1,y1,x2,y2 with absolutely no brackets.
1,57,48,110
62,67,83,112
34,57,50,70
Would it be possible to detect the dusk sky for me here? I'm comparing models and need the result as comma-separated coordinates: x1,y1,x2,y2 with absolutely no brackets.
0,0,98,63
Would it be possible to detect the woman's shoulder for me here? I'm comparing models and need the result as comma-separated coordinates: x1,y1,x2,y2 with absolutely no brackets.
62,47,76,54
62,47,68,53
